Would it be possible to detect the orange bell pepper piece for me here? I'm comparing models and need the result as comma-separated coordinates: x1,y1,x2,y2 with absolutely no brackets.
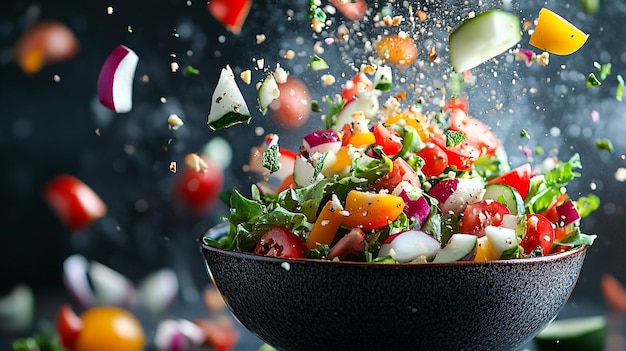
342,190,405,230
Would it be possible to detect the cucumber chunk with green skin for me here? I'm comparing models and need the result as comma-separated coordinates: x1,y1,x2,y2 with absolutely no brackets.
483,183,525,215
208,65,251,130
484,225,520,259
534,316,608,351
374,65,392,91
258,72,280,115
433,234,477,263
449,10,522,72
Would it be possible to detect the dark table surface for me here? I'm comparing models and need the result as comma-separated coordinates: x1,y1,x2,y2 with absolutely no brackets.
1,0,626,350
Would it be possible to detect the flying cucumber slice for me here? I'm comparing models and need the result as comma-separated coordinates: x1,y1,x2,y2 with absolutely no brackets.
374,65,392,91
449,9,522,72
534,316,608,351
207,65,251,130
258,72,280,115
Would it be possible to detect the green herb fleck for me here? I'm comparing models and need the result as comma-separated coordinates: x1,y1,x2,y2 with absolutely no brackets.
184,65,200,76
617,74,625,101
594,61,611,80
262,144,280,173
520,129,531,139
580,0,600,15
307,0,327,22
310,55,329,71
311,100,322,112
312,152,329,180
448,72,466,96
444,130,466,147
127,25,133,33
595,138,614,153
575,194,600,218
586,73,602,87
534,146,544,155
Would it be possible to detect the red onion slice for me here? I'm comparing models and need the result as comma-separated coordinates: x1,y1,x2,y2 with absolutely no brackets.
63,254,97,309
303,130,342,155
97,45,139,113
556,199,581,226
399,190,431,227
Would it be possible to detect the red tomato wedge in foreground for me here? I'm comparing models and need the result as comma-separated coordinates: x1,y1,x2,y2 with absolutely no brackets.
43,174,107,231
207,0,252,34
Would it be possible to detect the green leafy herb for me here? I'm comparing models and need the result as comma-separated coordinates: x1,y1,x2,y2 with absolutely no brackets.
580,0,600,14
307,0,327,22
448,72,466,96
312,152,329,180
184,65,200,76
575,194,600,218
594,138,614,153
534,146,544,155
594,61,611,80
262,144,280,173
444,129,466,147
322,95,347,130
525,153,582,214
617,74,625,101
552,227,597,249
586,73,602,87
305,243,331,259
520,129,531,138
311,100,322,112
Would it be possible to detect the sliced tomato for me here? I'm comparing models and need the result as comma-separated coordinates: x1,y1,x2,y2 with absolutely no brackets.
328,228,366,260
330,0,368,21
448,109,500,156
173,156,224,215
520,213,555,256
270,77,311,130
373,123,403,155
254,226,306,258
539,193,569,224
207,0,252,34
43,174,107,231
339,123,353,146
430,137,478,172
487,163,532,199
194,318,239,351
460,200,511,236
417,143,449,178
340,72,373,102
443,95,469,114
56,304,83,349
372,158,420,192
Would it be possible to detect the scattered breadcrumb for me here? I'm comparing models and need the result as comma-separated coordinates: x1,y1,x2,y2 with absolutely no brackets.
169,161,177,173
321,74,336,86
428,47,437,62
537,52,550,66
256,58,265,70
284,50,295,60
240,69,252,85
273,64,289,84
184,153,208,172
416,10,427,22
106,6,113,15
360,64,376,75
95,128,101,136
168,114,184,130
256,33,266,44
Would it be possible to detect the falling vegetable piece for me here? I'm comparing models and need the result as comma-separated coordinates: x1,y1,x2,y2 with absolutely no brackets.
43,174,107,231
534,316,608,351
375,34,418,68
207,65,251,130
269,76,311,129
309,55,329,71
601,273,626,312
529,8,589,55
207,0,252,34
74,306,145,351
330,0,368,21
258,72,280,115
448,9,522,72
97,45,139,113
13,20,79,75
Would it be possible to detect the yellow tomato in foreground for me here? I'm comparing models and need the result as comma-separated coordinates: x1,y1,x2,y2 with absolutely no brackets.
529,8,588,55
74,307,145,351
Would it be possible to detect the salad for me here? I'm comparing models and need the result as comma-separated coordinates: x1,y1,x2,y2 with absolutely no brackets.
203,66,598,263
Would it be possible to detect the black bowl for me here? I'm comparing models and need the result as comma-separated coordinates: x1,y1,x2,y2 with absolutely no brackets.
199,223,587,351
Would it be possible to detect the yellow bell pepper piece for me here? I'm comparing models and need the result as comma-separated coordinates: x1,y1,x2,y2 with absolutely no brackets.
529,8,588,55
385,113,433,142
349,131,376,148
473,236,499,262
343,190,405,230
306,199,344,250
327,146,352,175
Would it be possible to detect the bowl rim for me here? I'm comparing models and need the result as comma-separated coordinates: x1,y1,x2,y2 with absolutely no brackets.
198,221,587,267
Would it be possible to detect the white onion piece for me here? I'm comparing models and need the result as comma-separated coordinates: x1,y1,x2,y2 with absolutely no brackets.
293,154,324,187
258,72,280,115
88,260,136,307
155,320,188,351
207,65,251,130
202,137,233,170
137,268,179,314
97,45,139,113
378,230,441,263
431,178,485,215
0,284,34,332
63,254,97,308
332,90,380,130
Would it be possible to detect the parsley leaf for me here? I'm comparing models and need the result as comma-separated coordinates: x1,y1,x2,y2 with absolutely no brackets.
575,194,600,218
525,153,582,214
595,138,614,153
444,130,466,147
586,73,602,87
617,74,625,101
262,145,280,173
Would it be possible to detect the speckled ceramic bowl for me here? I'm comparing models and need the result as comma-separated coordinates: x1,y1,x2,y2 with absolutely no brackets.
199,223,587,351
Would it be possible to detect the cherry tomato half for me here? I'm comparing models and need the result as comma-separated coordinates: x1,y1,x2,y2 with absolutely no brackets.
460,200,510,237
520,214,555,256
373,123,403,156
254,226,307,258
417,143,449,178
207,0,252,34
488,163,532,199
430,137,478,172
55,304,83,349
448,109,500,157
43,174,107,231
372,158,420,193
330,0,368,21
269,77,311,130
173,156,224,215
340,72,373,102
74,306,145,351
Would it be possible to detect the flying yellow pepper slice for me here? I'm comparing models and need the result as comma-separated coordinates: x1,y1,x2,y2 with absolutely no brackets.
529,8,589,55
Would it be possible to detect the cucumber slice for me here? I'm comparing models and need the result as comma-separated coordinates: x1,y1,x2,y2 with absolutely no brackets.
258,72,280,115
483,183,524,215
310,55,329,71
534,316,608,351
484,225,519,259
207,65,251,130
433,234,477,263
374,65,392,91
449,9,522,72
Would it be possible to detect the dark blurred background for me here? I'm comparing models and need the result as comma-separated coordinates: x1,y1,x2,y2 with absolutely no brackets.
1,0,626,349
